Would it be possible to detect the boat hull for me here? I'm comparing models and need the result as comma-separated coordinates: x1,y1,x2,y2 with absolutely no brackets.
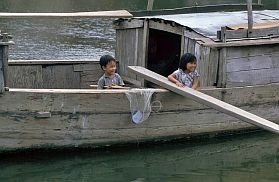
1,84,279,152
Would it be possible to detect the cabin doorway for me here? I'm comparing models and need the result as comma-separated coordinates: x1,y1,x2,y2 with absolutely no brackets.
147,29,181,77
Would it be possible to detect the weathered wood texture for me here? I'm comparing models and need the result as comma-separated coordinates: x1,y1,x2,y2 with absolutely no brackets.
183,30,221,87
183,30,219,87
195,44,218,87
247,0,253,31
149,21,183,35
113,19,144,30
115,23,146,86
0,10,133,18
218,26,279,42
0,34,10,93
1,84,279,151
224,44,279,87
8,60,103,89
0,48,4,93
128,66,279,134
115,20,219,87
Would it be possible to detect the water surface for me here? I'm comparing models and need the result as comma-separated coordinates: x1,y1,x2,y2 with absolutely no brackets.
1,132,279,181
0,0,278,60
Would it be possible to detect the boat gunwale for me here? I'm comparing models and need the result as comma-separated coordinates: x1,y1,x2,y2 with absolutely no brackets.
7,83,279,94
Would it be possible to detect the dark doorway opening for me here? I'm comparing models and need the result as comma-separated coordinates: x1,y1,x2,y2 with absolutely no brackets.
147,29,181,77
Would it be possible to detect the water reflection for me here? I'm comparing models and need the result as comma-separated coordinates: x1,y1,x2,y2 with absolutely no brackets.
0,132,279,181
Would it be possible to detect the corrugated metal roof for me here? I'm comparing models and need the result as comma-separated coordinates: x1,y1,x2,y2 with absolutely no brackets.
144,10,279,38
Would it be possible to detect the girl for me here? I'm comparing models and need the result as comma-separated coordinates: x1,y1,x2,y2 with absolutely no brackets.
168,53,200,89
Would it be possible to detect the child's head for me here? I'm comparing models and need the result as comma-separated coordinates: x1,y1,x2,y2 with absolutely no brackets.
179,53,197,72
99,55,117,75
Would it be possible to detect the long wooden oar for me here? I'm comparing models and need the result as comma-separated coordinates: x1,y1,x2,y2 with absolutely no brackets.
0,10,133,18
128,66,279,134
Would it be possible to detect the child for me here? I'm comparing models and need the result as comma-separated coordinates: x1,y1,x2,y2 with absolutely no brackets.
97,55,125,89
168,53,200,90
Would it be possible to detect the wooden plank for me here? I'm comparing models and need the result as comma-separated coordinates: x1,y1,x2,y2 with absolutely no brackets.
6,83,279,113
226,67,279,87
217,48,227,88
8,65,43,88
149,21,183,35
89,85,131,89
208,48,219,86
226,53,279,73
0,10,133,18
247,0,253,32
187,39,196,54
205,37,279,48
0,49,4,93
218,27,279,40
8,59,98,65
42,65,80,89
128,66,279,134
113,19,144,30
226,45,279,60
228,21,279,30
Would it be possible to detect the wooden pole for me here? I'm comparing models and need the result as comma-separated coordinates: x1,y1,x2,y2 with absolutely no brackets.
247,0,253,33
0,33,9,93
147,0,154,11
2,34,8,88
128,66,279,134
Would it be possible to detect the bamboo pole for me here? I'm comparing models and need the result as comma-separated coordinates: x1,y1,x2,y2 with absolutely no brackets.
147,0,154,11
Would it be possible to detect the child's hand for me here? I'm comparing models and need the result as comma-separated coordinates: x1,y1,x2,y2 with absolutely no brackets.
107,83,116,89
175,82,183,87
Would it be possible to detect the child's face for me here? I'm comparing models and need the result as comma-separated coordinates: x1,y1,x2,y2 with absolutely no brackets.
103,60,117,76
186,61,197,73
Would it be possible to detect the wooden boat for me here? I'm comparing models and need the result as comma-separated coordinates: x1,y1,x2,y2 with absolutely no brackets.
1,9,279,152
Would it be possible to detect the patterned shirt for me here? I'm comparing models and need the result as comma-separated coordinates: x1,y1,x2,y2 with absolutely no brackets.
97,73,124,89
172,68,200,88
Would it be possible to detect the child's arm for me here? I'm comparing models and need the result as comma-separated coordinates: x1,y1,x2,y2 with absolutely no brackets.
113,73,125,87
168,73,183,87
97,78,105,89
192,76,199,90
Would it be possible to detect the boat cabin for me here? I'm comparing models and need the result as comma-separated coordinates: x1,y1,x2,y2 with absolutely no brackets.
113,10,279,88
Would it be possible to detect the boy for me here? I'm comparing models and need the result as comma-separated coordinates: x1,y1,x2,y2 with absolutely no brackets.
97,55,125,89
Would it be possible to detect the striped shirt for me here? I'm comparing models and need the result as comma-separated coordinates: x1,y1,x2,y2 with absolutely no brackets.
97,73,124,89
172,68,200,88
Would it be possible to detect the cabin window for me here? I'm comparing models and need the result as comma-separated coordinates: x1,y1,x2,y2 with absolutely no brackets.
147,29,181,77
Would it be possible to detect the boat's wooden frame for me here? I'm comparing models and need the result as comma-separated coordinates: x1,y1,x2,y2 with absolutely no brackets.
1,57,279,152
1,9,279,152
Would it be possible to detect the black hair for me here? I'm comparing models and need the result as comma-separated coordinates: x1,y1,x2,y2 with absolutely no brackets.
99,55,116,70
178,53,197,70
